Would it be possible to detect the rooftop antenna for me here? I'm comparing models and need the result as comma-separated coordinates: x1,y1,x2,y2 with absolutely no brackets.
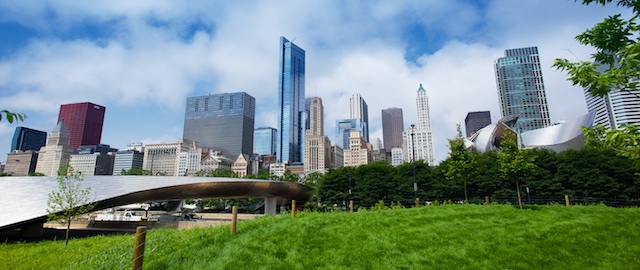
291,37,297,43
565,49,582,61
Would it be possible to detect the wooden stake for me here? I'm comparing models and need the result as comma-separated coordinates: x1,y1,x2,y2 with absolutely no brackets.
485,196,489,205
291,200,296,217
415,198,420,208
132,226,147,270
231,206,238,234
565,195,570,208
349,200,353,213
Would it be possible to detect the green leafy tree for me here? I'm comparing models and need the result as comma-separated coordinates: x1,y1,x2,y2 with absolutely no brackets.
46,164,95,246
497,132,537,209
195,168,238,178
553,0,640,98
554,1,640,167
120,168,151,175
281,170,300,183
0,110,26,123
444,125,477,203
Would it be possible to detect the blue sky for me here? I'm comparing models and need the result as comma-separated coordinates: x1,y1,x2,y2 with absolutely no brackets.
0,1,628,164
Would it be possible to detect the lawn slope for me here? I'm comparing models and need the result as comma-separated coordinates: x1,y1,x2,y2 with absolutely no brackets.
2,204,639,269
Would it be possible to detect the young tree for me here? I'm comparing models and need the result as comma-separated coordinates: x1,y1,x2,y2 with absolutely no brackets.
46,164,94,246
444,125,477,203
497,132,537,209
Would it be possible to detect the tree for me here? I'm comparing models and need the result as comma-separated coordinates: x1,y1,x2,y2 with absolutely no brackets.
0,110,26,123
120,168,151,175
553,1,640,170
553,0,640,98
195,168,238,178
444,125,477,203
497,132,537,209
46,164,94,246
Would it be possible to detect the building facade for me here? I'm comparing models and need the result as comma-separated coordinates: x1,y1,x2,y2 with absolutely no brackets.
10,127,47,152
4,151,39,176
183,92,255,160
335,118,365,150
391,148,404,167
343,130,371,167
585,65,640,129
403,84,435,165
35,119,75,176
113,150,144,175
277,36,306,164
495,46,551,132
69,152,115,176
254,127,277,156
232,154,251,177
330,145,344,169
58,102,106,149
304,97,332,174
464,111,492,137
143,139,198,176
350,94,369,142
381,107,404,150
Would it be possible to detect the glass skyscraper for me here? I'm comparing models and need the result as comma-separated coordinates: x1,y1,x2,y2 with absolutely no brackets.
183,92,255,160
10,126,47,152
335,118,365,150
350,94,369,142
254,127,277,156
464,111,492,137
495,46,551,132
585,64,640,129
277,36,305,164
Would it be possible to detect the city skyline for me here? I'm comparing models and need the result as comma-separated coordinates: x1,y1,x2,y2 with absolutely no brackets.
0,1,629,164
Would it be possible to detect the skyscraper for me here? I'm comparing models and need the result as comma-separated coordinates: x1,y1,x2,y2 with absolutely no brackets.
350,94,369,142
58,102,106,149
36,118,74,176
381,107,404,150
335,118,365,150
403,84,435,165
254,127,277,156
495,46,551,132
304,97,331,173
10,127,47,152
277,36,305,164
585,65,640,129
464,111,492,137
183,92,255,160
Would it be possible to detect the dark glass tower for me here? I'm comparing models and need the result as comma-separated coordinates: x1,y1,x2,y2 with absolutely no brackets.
464,111,492,137
381,108,404,150
277,36,305,164
183,92,255,159
495,46,551,132
10,127,47,152
58,102,106,149
254,127,277,156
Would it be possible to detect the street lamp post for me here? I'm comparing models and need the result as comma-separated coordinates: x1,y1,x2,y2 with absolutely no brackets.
410,124,417,205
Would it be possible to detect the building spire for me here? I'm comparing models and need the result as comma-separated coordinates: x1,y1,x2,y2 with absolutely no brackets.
417,84,426,93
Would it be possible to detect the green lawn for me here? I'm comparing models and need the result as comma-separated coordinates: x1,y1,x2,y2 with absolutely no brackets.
2,204,639,269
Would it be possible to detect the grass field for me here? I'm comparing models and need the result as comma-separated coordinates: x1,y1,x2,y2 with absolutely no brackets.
2,204,639,269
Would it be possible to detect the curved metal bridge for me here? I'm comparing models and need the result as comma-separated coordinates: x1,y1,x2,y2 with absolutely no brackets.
0,176,311,235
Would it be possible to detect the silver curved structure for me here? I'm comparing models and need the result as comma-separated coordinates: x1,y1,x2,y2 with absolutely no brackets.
470,112,595,152
0,176,311,233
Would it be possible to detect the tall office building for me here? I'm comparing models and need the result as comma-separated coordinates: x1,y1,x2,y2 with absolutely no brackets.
4,151,39,176
254,127,277,156
10,127,47,152
381,107,404,150
495,46,551,132
343,130,372,167
183,92,255,160
277,36,306,164
465,111,492,137
58,102,106,149
403,84,435,165
585,65,640,129
35,118,74,176
350,94,369,142
304,97,331,173
335,119,365,150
